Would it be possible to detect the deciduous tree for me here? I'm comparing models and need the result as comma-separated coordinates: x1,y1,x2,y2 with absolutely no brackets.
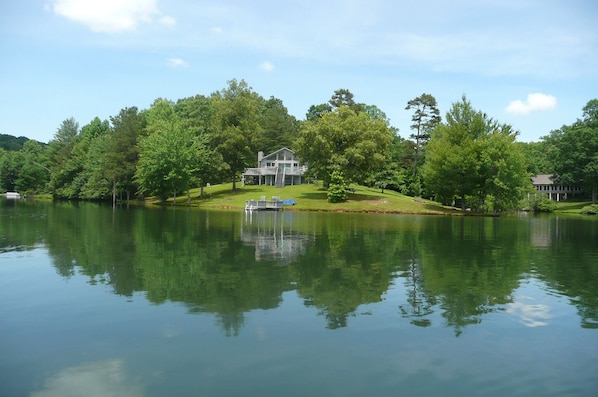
47,117,81,198
423,96,529,212
295,106,393,186
550,99,598,203
210,79,263,190
135,100,199,202
175,94,215,136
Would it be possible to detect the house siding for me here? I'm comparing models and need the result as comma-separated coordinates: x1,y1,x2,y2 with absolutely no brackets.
531,174,582,201
242,148,307,187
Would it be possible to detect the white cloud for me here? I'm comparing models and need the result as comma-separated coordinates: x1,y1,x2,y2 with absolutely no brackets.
260,61,275,72
50,0,175,33
167,58,188,68
506,93,557,115
159,15,176,27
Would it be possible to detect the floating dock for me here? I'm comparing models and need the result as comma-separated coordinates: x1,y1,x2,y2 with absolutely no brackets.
245,196,284,211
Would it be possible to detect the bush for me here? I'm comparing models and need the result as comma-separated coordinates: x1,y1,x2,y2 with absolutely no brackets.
327,171,347,203
580,204,598,215
522,192,557,212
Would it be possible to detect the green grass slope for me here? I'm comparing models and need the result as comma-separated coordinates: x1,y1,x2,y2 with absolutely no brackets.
146,183,459,215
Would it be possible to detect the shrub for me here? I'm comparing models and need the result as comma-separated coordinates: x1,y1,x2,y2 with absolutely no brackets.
522,192,557,212
580,204,598,215
327,171,347,203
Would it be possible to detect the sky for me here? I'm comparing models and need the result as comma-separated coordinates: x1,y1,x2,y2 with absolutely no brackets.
1,0,597,144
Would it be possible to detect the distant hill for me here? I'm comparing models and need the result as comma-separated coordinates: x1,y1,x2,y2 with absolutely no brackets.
0,134,45,151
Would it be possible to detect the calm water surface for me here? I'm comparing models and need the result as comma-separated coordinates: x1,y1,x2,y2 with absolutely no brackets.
1,199,597,397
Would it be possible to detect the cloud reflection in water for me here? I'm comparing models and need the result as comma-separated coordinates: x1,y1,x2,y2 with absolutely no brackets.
506,297,552,327
31,358,143,397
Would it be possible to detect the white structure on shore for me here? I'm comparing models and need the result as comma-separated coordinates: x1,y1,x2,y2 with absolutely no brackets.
242,148,307,188
531,174,581,201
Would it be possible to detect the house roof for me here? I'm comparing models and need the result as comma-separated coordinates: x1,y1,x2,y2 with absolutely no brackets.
531,174,555,185
262,147,296,159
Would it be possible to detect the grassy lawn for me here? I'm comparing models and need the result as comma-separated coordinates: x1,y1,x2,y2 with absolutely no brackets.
554,200,594,213
145,183,460,215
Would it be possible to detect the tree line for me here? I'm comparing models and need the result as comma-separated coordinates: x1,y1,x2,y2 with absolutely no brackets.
0,78,596,211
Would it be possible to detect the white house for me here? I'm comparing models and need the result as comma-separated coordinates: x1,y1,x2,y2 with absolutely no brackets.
531,174,582,201
242,148,307,187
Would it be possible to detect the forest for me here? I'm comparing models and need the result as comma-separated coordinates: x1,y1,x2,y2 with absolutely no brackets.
1,78,596,211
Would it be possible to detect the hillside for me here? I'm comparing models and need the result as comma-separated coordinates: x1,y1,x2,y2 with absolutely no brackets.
144,183,459,215
0,134,47,151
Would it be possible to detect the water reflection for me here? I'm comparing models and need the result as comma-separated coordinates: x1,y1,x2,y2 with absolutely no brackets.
31,359,143,397
1,200,598,336
240,211,315,263
398,259,437,327
507,299,552,327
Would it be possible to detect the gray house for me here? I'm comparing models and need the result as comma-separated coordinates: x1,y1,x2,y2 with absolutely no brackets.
242,148,307,187
531,174,582,201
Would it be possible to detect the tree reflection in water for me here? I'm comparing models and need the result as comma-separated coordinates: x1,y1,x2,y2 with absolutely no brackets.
2,200,597,336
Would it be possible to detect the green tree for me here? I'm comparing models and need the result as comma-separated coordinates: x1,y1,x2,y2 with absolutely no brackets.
363,104,391,124
79,133,112,200
327,170,348,203
328,88,365,113
105,107,146,202
175,94,215,136
517,141,555,175
174,95,224,196
423,96,529,212
550,99,598,203
16,140,49,193
47,118,81,198
45,117,109,199
68,117,111,199
306,103,332,121
366,134,406,194
135,100,202,202
0,150,20,191
478,130,531,213
257,96,300,154
295,106,393,186
210,79,263,190
367,165,402,194
0,134,29,151
405,93,441,177
192,134,224,198
305,89,366,121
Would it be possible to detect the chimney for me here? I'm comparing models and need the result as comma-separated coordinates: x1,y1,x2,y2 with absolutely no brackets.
257,151,264,166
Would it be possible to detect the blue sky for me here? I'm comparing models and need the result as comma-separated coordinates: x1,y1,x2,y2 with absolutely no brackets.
1,0,596,144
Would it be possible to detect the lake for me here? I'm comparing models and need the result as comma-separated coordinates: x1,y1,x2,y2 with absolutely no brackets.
1,199,597,397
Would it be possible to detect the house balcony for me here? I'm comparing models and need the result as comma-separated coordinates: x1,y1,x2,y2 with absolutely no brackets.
243,166,307,176
244,167,276,176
